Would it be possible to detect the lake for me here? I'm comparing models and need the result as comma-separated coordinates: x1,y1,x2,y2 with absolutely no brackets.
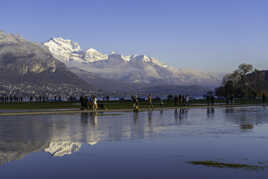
0,106,268,178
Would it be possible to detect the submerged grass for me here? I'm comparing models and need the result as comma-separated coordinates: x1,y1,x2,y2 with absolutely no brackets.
188,161,265,171
90,113,123,116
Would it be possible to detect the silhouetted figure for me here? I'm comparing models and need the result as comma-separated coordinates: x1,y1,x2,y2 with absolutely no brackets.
99,103,105,110
84,96,89,109
230,95,234,105
186,95,190,106
174,95,179,107
206,95,210,106
160,98,164,108
92,96,98,112
106,96,110,101
147,94,153,109
210,96,215,106
132,96,139,112
182,95,186,106
178,95,182,106
80,96,84,110
262,94,266,104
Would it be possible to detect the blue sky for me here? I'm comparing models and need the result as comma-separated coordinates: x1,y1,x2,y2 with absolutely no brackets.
1,0,268,72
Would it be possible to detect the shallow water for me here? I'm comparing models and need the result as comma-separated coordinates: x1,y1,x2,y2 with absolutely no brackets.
0,106,268,178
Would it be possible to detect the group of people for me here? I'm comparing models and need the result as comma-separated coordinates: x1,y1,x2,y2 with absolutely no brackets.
80,95,98,111
0,95,66,103
206,95,215,106
174,95,189,107
0,96,51,103
131,94,155,112
0,96,24,103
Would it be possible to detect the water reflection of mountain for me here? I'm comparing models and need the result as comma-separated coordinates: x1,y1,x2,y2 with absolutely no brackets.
0,111,183,163
0,113,104,164
44,113,103,157
1,107,267,164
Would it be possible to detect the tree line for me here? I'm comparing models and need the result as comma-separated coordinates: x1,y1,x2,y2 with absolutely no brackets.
215,63,267,100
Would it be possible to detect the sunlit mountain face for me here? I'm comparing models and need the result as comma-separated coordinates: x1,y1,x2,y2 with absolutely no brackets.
44,37,222,94
0,31,92,96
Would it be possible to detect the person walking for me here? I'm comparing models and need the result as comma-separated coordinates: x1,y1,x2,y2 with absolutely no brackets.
186,95,190,106
182,95,186,106
178,95,182,107
80,96,84,110
210,95,215,106
148,94,153,109
174,95,179,107
84,96,89,109
206,95,210,106
92,96,98,112
160,98,164,108
133,95,139,112
262,93,266,104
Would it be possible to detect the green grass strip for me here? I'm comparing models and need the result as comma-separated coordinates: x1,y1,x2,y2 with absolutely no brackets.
189,160,265,171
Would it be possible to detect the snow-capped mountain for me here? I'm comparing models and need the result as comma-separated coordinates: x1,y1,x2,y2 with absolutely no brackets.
44,37,108,63
0,31,92,96
84,48,108,62
44,37,221,92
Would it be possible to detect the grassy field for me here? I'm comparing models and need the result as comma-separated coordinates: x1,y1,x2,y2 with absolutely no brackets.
0,101,173,110
0,99,266,110
0,102,79,110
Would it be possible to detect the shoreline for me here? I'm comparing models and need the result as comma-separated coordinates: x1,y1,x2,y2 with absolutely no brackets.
0,103,266,117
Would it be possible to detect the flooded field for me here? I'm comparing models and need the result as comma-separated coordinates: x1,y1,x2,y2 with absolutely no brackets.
0,106,268,178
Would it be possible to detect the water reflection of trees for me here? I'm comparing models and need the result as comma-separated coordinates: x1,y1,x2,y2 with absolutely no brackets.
224,107,267,131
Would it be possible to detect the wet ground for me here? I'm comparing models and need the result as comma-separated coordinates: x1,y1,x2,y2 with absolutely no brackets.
0,106,268,178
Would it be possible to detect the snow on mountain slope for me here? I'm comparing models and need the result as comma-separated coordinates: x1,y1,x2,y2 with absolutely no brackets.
43,37,83,63
44,141,82,157
44,37,221,86
84,48,108,62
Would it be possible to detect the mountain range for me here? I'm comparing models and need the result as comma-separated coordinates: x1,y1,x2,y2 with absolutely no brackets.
0,31,92,96
0,30,222,96
44,37,221,95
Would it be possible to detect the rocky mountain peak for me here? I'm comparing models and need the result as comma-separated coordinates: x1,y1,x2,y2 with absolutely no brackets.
43,37,221,88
